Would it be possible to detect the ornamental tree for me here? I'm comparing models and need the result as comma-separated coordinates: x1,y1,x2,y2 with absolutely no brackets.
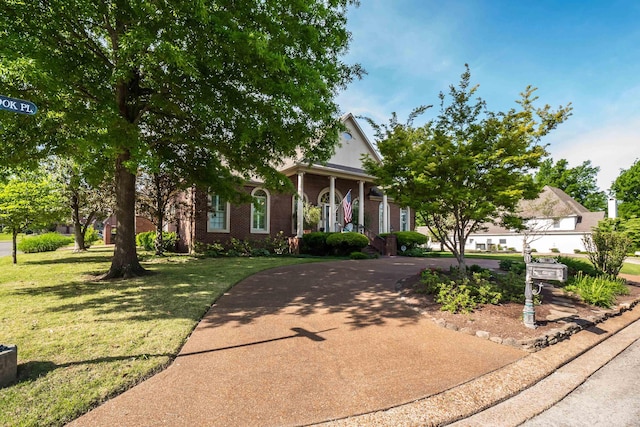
47,157,114,252
1,0,362,278
363,66,572,273
0,175,65,264
136,167,183,256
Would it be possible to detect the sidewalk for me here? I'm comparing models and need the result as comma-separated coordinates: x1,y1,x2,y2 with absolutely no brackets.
67,258,640,426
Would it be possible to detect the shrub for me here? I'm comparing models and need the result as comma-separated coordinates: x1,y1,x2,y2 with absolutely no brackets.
499,259,513,271
499,259,526,275
402,247,429,257
555,256,598,277
136,231,178,253
436,281,476,313
583,222,632,276
250,248,271,257
417,267,513,313
565,272,629,308
17,232,74,253
194,241,225,257
301,232,332,256
225,237,252,257
349,251,370,260
468,264,485,274
550,248,560,253
385,231,428,250
262,231,290,255
326,232,369,256
84,226,101,247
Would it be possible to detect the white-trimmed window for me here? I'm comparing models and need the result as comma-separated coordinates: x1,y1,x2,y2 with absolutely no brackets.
400,207,410,232
208,193,230,233
251,188,270,233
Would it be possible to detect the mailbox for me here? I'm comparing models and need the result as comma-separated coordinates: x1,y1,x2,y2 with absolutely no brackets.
526,261,568,283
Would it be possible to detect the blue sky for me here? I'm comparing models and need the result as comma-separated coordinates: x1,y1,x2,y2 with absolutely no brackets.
336,0,640,192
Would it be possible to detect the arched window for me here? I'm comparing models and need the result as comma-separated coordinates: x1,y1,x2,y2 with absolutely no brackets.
208,193,230,233
318,188,343,232
251,188,270,233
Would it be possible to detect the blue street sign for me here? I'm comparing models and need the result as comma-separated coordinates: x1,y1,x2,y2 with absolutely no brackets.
0,95,38,115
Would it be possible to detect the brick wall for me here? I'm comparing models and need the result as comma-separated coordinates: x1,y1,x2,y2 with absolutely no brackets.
182,174,412,251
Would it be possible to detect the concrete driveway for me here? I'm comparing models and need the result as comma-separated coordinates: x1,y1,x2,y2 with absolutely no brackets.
68,257,525,427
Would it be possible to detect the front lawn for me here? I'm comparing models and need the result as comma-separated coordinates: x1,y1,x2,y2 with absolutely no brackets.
0,247,314,427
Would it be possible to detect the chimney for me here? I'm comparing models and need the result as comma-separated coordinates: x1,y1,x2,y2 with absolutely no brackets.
608,197,618,219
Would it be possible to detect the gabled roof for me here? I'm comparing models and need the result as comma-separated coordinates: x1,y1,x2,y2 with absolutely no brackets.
277,113,380,181
519,185,590,218
472,185,604,235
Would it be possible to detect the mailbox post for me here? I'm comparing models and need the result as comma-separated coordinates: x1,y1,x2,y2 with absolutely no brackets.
523,245,568,329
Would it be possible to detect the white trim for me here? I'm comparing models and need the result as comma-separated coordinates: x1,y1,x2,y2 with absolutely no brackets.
358,180,365,232
250,187,270,234
292,192,309,234
318,187,344,232
400,207,410,231
379,201,390,234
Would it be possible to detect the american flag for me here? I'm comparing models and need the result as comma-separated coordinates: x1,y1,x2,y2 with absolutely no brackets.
343,190,352,224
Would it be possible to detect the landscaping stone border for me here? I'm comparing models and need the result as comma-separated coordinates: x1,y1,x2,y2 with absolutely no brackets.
396,277,640,353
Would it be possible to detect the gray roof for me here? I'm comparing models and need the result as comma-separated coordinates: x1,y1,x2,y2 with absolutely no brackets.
474,185,604,235
519,185,590,218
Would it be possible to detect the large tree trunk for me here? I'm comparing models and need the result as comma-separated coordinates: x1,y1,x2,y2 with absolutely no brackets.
71,194,86,252
154,219,164,256
104,150,146,279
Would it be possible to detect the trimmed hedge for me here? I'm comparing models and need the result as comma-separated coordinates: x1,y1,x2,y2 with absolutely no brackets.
17,233,74,253
301,232,332,256
326,232,369,256
380,231,428,251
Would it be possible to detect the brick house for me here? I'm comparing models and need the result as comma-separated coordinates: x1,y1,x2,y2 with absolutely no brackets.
175,113,413,253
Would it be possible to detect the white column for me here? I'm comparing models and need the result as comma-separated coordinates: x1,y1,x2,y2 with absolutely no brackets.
296,172,304,237
382,193,389,233
329,176,336,232
358,180,365,233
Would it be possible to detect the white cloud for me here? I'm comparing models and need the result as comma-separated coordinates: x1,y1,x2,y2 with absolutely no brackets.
548,118,640,192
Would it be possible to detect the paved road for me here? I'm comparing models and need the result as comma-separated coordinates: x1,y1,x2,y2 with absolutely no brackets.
521,338,640,427
0,241,11,258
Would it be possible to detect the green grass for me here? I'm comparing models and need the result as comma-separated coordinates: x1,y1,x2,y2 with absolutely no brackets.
0,247,316,427
620,260,640,275
0,233,18,242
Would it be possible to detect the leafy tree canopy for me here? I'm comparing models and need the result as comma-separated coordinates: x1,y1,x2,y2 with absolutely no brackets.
0,174,66,263
362,66,572,272
534,158,606,211
611,159,640,219
0,0,362,277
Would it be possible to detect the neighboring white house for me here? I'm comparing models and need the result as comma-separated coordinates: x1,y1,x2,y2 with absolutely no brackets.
466,186,605,254
420,185,605,254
